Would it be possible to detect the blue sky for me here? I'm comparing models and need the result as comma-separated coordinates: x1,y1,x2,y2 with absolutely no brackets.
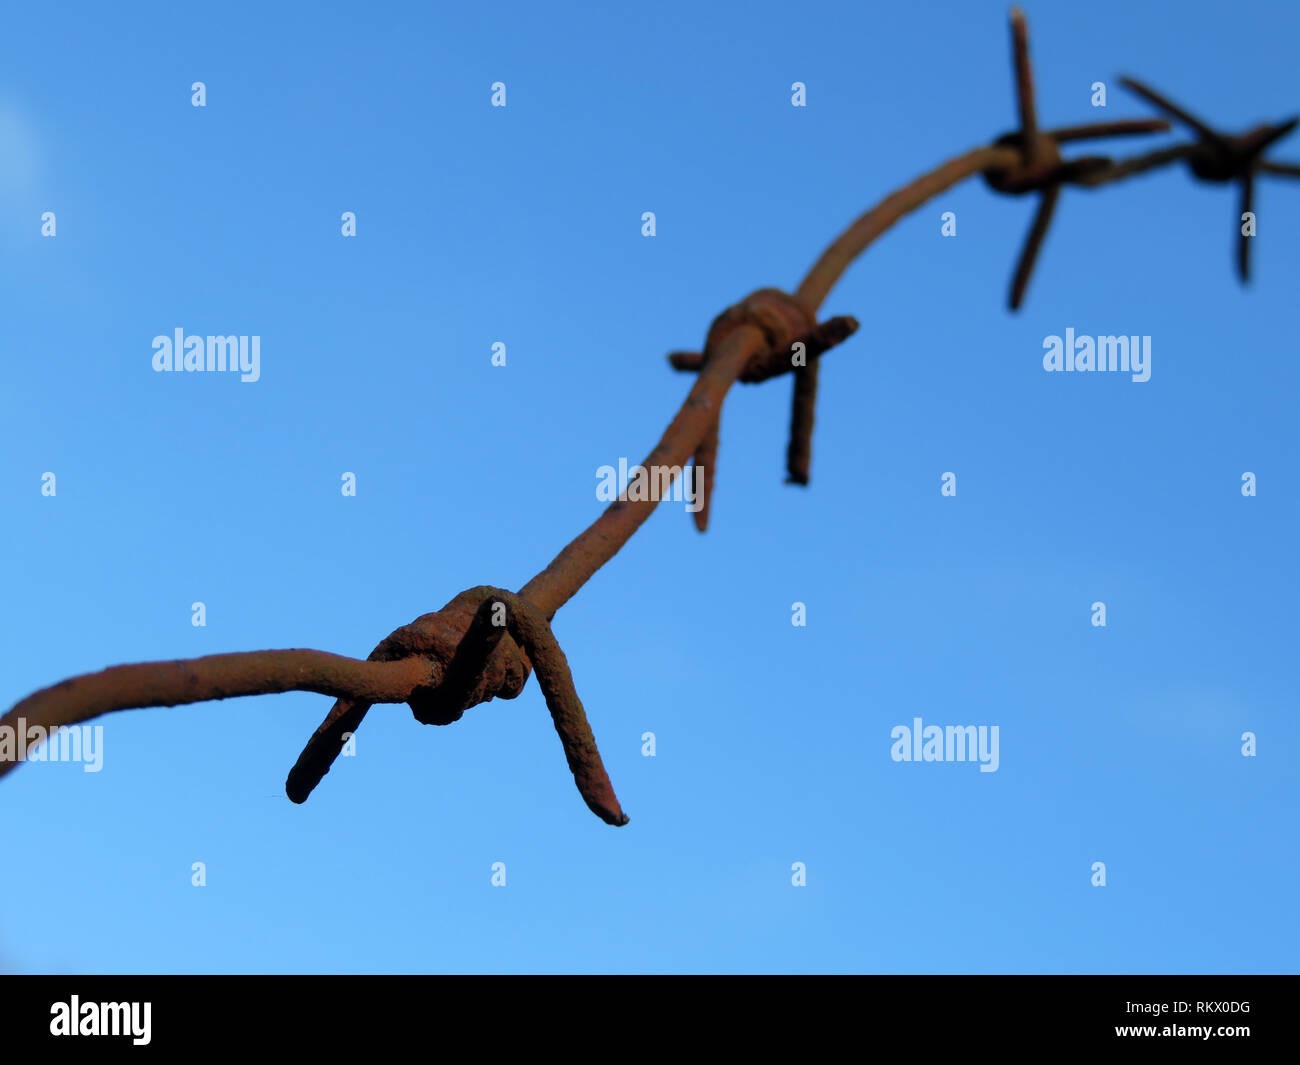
1,0,1296,973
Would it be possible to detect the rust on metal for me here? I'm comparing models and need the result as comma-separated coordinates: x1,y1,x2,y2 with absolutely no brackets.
1076,77,1300,280
3,8,1292,828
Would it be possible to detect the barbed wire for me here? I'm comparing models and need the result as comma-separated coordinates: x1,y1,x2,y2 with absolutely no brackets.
3,7,1294,825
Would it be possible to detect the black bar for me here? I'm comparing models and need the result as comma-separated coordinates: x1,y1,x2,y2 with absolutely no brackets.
0,975,1287,1052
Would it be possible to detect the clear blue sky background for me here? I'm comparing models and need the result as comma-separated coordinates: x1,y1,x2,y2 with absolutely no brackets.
1,0,1296,974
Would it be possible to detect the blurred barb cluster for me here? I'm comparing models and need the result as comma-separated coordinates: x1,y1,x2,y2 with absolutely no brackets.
981,7,1170,310
1078,77,1300,281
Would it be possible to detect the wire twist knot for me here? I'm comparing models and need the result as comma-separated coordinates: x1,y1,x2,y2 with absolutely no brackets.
703,287,817,365
354,586,628,826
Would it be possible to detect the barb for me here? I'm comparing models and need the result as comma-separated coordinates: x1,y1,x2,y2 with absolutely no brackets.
666,316,860,384
981,11,1171,309
692,416,719,533
286,586,532,803
481,589,628,826
666,314,859,520
669,316,861,491
3,7,1288,827
1078,76,1300,280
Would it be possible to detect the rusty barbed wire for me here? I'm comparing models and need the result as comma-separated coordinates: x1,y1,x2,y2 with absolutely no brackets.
666,316,859,383
1074,77,1300,281
667,314,860,527
787,6,1172,479
663,289,833,531
982,8,1171,310
2,7,1293,826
